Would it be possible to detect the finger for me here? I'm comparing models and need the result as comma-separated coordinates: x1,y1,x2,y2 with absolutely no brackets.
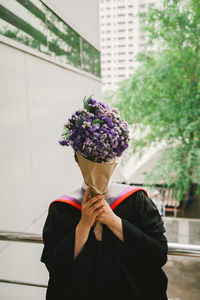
94,206,105,217
82,186,91,204
90,201,105,214
88,195,104,207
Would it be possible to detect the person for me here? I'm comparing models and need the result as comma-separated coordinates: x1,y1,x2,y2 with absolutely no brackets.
40,98,168,300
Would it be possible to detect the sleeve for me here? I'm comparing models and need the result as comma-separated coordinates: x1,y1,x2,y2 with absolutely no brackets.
122,191,168,267
110,191,168,299
40,203,81,278
113,191,168,269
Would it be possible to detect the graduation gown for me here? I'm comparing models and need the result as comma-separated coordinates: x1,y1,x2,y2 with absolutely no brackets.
40,184,168,300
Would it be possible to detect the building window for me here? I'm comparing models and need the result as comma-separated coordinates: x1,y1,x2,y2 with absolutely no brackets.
0,0,101,77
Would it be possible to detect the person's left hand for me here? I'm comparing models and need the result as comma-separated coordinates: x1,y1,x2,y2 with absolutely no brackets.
96,199,118,227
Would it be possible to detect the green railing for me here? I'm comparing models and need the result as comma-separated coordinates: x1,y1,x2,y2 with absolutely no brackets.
0,0,101,77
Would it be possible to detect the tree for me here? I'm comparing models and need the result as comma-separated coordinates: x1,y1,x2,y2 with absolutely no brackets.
110,0,200,201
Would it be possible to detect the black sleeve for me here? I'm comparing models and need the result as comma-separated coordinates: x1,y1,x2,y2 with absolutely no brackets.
112,191,168,268
122,191,168,267
40,203,86,278
110,191,168,299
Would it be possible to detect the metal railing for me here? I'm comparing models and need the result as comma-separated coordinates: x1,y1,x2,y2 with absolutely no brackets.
1,230,200,257
0,230,200,289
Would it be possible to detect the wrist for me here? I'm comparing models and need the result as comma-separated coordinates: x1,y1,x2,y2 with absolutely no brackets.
107,214,121,229
77,219,91,233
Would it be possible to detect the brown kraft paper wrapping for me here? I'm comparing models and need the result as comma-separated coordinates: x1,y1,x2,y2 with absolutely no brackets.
76,153,117,241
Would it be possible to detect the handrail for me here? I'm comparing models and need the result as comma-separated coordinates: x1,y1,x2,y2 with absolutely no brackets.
0,230,200,290
168,242,200,258
0,230,200,258
0,279,47,288
0,230,43,244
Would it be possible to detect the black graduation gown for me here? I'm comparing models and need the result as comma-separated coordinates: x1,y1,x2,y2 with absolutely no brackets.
40,190,168,300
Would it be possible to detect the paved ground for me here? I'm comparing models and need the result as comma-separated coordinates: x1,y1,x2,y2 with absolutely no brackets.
163,256,200,300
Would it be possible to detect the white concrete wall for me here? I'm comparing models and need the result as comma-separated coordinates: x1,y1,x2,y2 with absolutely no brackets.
0,40,101,231
0,41,101,299
0,1,101,298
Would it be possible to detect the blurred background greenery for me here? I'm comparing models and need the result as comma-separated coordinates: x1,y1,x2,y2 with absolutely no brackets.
103,0,200,204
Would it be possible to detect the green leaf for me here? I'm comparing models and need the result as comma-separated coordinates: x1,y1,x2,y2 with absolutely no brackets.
77,116,84,126
92,119,104,125
83,94,93,109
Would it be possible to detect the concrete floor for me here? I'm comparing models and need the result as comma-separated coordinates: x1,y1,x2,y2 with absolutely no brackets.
163,255,200,300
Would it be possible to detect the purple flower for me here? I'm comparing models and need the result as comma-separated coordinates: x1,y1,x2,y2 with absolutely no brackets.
58,140,68,146
59,97,129,162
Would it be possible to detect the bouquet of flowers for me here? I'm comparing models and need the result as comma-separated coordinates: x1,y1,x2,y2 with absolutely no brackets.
59,96,129,240
59,96,129,163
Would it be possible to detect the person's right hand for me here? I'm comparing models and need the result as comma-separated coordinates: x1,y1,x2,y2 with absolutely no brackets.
79,187,105,230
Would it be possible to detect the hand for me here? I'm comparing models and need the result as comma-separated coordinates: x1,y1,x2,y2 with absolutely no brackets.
96,199,118,227
79,187,105,230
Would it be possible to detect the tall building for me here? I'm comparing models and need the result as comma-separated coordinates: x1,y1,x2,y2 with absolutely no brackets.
99,0,162,92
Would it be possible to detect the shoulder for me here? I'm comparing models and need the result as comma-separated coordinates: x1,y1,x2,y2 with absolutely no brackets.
127,189,160,217
43,199,80,234
113,189,147,217
48,199,80,219
124,189,161,218
124,188,149,206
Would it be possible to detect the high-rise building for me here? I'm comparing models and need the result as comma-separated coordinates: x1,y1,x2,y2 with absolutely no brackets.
99,0,162,92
